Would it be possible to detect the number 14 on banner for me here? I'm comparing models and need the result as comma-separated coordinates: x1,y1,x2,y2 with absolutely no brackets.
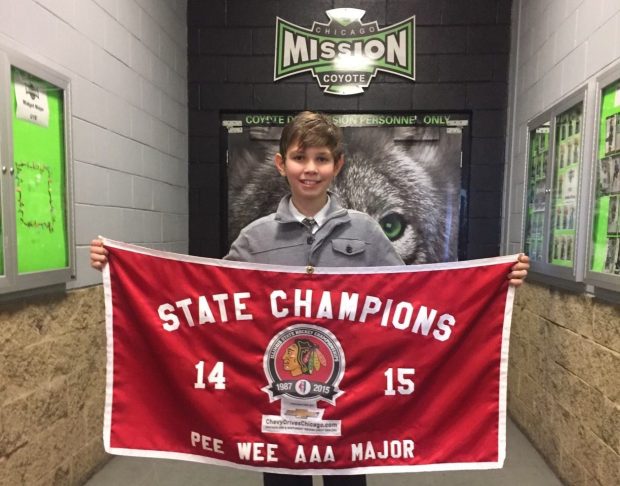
193,361,415,396
194,361,226,390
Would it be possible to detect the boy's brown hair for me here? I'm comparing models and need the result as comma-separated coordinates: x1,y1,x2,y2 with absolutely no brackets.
279,111,344,161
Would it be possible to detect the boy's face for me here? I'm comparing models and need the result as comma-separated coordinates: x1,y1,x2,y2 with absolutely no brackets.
275,140,343,207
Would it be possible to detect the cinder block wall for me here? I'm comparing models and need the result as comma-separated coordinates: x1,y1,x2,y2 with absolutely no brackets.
1,288,106,485
0,0,187,484
503,1,620,485
510,283,619,485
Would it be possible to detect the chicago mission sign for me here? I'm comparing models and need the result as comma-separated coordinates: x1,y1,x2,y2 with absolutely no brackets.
274,8,415,95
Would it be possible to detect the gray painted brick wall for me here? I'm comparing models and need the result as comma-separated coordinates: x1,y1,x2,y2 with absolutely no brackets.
0,0,189,289
188,0,512,259
503,0,620,252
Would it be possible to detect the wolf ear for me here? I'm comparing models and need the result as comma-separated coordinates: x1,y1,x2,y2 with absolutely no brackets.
334,155,345,176
274,153,286,176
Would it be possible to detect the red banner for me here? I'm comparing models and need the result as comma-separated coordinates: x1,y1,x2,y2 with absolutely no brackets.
102,239,516,475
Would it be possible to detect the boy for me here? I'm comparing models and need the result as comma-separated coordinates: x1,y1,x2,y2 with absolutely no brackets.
90,112,529,486
223,111,405,269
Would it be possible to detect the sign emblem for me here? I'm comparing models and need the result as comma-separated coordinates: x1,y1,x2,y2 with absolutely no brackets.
274,8,415,95
262,324,345,436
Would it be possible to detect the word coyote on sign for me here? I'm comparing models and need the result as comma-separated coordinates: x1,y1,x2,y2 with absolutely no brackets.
102,239,516,475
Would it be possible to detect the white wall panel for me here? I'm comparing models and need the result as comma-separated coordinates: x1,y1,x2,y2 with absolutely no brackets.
104,14,132,65
560,43,587,94
503,0,620,249
585,16,620,78
0,0,188,288
74,162,110,205
553,11,577,65
108,170,134,207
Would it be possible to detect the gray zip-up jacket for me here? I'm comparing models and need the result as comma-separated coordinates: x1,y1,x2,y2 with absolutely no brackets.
225,195,404,268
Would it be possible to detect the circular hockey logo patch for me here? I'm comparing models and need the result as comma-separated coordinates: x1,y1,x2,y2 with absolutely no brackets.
263,324,345,405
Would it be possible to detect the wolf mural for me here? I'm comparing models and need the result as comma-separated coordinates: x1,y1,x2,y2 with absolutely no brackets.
228,126,462,264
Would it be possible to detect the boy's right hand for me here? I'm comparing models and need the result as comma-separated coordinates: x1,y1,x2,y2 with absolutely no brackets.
90,239,108,271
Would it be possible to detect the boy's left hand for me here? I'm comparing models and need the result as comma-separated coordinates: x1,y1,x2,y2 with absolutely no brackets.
508,254,530,287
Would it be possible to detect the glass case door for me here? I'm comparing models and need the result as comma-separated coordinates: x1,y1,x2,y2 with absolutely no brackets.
590,79,620,278
11,66,69,274
524,122,550,262
524,94,585,280
549,104,583,267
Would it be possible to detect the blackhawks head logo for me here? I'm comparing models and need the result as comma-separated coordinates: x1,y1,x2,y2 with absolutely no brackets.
282,338,327,376
274,8,415,95
263,324,345,405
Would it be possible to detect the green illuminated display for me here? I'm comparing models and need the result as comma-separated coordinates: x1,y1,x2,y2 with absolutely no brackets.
591,79,620,274
11,67,68,273
524,123,549,262
549,104,582,267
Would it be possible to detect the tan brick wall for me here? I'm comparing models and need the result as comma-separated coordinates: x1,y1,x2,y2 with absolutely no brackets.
509,282,620,486
0,286,109,485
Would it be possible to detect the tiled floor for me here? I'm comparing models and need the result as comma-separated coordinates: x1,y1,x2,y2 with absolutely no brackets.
86,419,563,486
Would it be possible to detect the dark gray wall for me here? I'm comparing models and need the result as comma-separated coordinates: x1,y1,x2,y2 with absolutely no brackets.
188,0,511,258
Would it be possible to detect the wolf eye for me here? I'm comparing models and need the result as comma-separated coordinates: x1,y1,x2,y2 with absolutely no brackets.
379,213,406,241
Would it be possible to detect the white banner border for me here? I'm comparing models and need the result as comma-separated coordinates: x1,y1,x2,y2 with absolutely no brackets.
100,237,519,274
100,237,518,474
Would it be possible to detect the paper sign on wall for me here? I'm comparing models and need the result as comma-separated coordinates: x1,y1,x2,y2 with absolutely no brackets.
14,72,49,127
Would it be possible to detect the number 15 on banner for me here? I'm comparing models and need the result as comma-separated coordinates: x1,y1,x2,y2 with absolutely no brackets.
194,361,226,390
384,368,415,396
